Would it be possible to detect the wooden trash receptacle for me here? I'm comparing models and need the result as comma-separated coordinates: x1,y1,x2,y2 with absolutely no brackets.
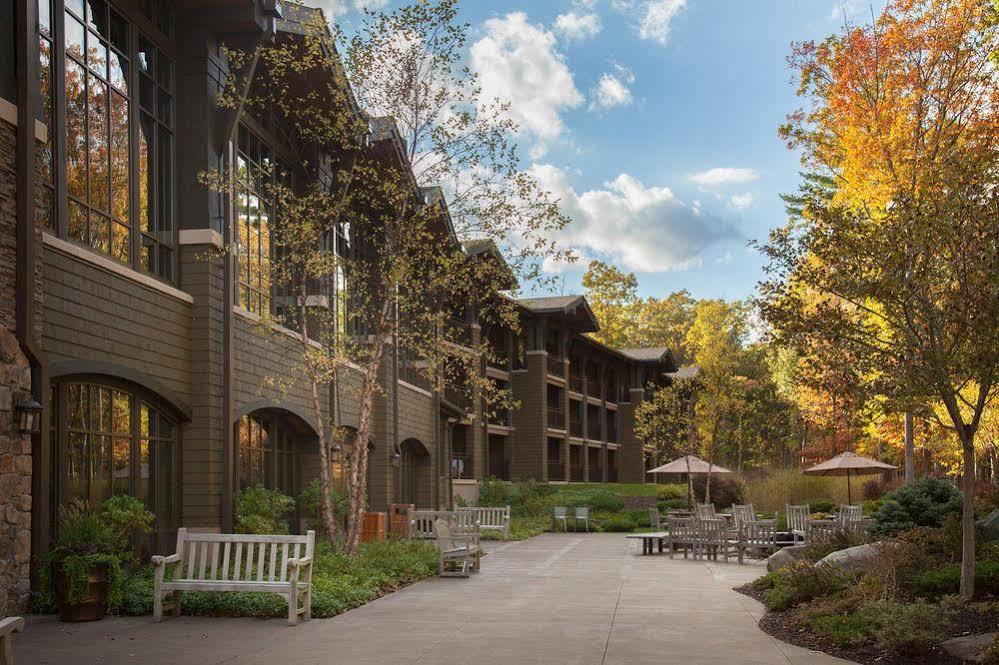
389,504,414,539
361,511,386,543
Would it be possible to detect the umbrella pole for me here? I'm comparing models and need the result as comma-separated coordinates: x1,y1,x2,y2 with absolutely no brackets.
847,469,851,504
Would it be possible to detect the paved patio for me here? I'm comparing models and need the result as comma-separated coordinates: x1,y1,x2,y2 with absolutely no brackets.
17,533,852,665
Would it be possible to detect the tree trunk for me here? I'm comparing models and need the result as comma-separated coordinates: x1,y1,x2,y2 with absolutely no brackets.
960,426,977,601
904,411,915,483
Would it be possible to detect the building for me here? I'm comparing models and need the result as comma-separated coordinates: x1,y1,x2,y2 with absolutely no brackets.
0,0,675,613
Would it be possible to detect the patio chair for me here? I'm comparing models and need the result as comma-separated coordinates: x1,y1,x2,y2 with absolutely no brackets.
666,516,698,559
649,507,662,530
786,504,811,544
732,504,756,531
837,504,863,532
696,518,743,564
552,506,569,532
694,503,717,521
573,506,590,532
743,520,777,558
433,518,480,577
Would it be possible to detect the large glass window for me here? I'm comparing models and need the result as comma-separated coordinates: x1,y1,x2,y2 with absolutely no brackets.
236,124,274,315
236,412,298,496
52,380,179,542
40,0,174,280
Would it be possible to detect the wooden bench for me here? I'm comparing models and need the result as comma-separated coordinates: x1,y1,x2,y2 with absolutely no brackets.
456,506,510,540
151,528,315,626
0,616,24,665
413,510,456,539
433,519,482,577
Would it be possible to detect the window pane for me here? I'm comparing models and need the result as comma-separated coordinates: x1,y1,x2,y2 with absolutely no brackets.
39,0,51,38
86,0,107,34
88,31,107,78
65,13,85,61
90,434,109,503
137,36,154,77
139,113,154,232
90,212,111,254
67,432,87,500
136,437,148,502
112,436,130,495
88,77,109,212
65,59,88,200
109,53,127,93
109,10,127,53
110,92,129,222
156,440,173,528
38,36,53,183
112,389,130,433
157,126,171,236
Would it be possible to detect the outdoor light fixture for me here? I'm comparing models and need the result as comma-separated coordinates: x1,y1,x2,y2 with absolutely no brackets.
391,450,401,468
16,394,42,435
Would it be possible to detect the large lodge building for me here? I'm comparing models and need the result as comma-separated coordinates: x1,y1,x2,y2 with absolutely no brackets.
0,0,676,612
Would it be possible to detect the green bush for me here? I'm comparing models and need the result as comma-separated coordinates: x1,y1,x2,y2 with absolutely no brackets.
627,509,652,528
805,609,879,648
298,479,349,535
810,499,837,514
658,498,690,512
691,474,744,509
804,529,868,563
566,489,624,512
867,600,949,656
235,485,296,535
872,477,963,536
598,514,636,532
909,560,999,599
762,561,848,611
655,484,688,500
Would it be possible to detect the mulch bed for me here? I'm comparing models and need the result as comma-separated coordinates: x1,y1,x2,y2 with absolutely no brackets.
734,583,987,665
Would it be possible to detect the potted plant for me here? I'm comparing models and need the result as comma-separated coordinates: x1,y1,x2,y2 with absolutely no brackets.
41,495,155,621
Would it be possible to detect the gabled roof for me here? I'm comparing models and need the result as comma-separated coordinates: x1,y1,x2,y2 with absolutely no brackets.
619,347,671,362
516,295,600,333
666,365,699,381
463,239,517,290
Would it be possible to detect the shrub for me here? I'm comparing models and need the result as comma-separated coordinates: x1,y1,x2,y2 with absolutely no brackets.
762,561,849,611
599,514,636,532
803,529,868,563
628,509,652,528
908,560,999,599
805,609,879,648
691,474,744,509
658,498,690,512
810,499,837,514
863,477,902,501
980,636,999,665
655,483,687,500
868,600,949,656
298,479,348,536
872,477,963,536
478,477,515,507
235,485,295,535
743,469,850,513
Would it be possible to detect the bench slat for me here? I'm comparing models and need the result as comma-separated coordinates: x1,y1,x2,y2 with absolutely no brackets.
210,542,219,580
245,542,254,581
199,541,209,580
256,543,265,582
221,542,231,581
234,543,243,581
179,533,312,544
268,543,277,581
280,543,289,581
186,542,197,579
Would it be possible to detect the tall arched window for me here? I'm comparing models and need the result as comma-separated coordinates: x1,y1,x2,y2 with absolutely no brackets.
235,411,303,496
51,378,179,543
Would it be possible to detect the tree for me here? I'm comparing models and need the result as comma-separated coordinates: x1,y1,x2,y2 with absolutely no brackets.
211,1,568,555
581,260,638,349
635,377,701,505
763,0,999,599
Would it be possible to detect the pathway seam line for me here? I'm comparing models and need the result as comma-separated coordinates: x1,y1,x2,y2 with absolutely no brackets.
599,578,625,665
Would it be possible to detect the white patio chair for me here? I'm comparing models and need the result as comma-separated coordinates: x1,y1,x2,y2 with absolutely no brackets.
552,506,569,532
786,504,811,544
572,506,590,533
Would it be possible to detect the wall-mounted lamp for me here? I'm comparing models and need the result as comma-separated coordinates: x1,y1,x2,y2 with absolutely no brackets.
16,394,42,435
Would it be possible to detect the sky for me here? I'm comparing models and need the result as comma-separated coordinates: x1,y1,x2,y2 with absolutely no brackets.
314,0,877,302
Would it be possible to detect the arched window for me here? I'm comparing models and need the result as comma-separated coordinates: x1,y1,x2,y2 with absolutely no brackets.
235,411,305,496
50,378,179,542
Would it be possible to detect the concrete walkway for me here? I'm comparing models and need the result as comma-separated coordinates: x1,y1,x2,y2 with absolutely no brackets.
17,533,852,665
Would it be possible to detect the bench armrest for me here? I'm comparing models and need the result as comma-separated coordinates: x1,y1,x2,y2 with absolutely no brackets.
151,553,183,567
0,617,24,638
286,556,312,570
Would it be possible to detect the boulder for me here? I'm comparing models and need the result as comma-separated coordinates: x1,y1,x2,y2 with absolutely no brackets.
976,510,999,544
942,633,997,663
766,544,809,572
817,543,889,575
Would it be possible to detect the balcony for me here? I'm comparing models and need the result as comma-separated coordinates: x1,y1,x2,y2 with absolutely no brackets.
586,381,601,399
570,464,584,482
446,318,472,347
487,349,510,370
569,414,583,438
547,407,566,430
607,423,618,443
546,354,564,377
489,408,511,427
548,461,565,481
451,452,473,479
568,372,583,393
444,386,470,413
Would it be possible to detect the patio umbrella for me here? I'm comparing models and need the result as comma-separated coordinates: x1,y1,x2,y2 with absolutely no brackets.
646,455,733,475
804,451,897,504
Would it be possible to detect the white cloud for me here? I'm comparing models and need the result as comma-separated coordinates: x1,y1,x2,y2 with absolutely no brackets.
530,164,740,272
470,13,583,157
689,167,759,187
730,192,754,210
590,72,634,110
829,0,867,22
554,12,602,42
638,0,686,45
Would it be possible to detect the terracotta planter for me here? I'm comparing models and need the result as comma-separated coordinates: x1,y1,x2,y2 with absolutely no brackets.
53,561,109,622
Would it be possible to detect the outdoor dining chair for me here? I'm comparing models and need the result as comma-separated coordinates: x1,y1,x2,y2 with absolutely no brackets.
837,504,863,531
552,506,569,532
573,506,590,532
649,507,662,530
786,504,811,544
732,504,756,531
666,516,698,559
743,520,777,558
696,518,743,564
694,503,717,521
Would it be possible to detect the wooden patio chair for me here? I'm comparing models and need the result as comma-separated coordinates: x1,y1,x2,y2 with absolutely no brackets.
786,504,811,544
696,518,744,564
434,518,480,578
0,616,24,665
732,504,757,531
573,506,590,533
694,503,717,521
837,505,864,532
666,516,698,559
743,520,777,559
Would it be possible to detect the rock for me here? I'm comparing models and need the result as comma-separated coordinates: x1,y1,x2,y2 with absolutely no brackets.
767,544,809,572
817,543,889,575
942,633,997,663
977,510,999,544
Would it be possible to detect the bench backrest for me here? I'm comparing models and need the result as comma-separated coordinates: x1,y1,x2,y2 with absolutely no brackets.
456,506,509,528
413,510,453,538
649,507,662,530
744,521,776,548
732,504,756,529
696,518,727,544
837,505,863,527
694,503,716,520
667,516,697,543
171,529,315,584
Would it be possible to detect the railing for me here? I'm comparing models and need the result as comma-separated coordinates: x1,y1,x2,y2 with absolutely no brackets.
587,415,601,440
547,407,565,430
447,318,472,347
399,357,431,391
568,372,583,393
487,350,510,370
607,416,618,443
548,461,565,481
451,452,472,479
546,354,564,377
569,415,583,438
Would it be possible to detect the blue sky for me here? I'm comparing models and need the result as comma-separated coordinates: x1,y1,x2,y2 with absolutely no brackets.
320,0,873,301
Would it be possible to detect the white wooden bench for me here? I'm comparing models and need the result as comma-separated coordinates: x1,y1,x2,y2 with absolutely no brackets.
151,528,315,626
456,506,510,540
412,511,456,539
0,616,24,665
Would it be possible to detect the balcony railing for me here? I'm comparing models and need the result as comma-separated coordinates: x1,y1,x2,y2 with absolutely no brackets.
587,417,601,439
569,416,583,438
546,354,564,377
487,350,510,370
570,464,584,482
444,387,470,413
547,407,565,430
568,372,583,393
548,461,565,481
451,452,472,479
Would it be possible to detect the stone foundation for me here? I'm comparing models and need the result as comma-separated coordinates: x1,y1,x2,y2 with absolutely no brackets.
0,331,32,614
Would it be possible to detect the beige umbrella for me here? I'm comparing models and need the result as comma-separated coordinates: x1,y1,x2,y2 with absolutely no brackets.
804,451,897,503
646,455,733,475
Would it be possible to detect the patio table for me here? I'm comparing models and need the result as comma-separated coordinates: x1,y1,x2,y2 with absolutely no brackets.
626,531,668,555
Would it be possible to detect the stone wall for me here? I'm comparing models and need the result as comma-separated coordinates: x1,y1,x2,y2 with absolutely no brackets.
0,333,32,614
